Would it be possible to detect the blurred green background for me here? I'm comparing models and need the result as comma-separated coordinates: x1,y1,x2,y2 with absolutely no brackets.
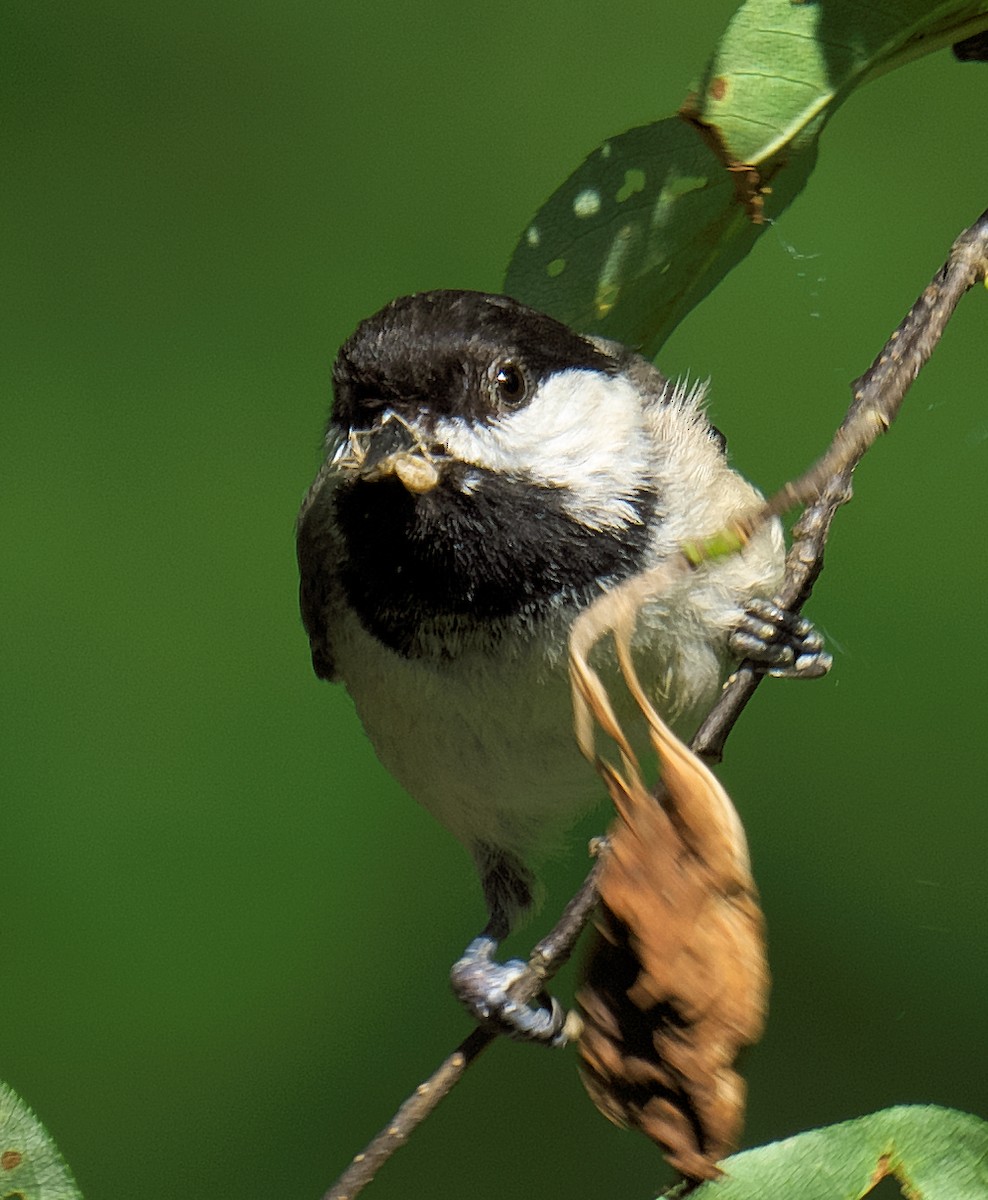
3,3,986,1197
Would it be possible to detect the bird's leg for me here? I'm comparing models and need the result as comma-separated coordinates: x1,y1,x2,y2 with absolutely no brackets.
449,846,570,1047
450,935,569,1045
729,597,832,678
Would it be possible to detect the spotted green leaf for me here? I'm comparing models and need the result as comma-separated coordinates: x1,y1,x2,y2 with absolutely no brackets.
674,1105,988,1199
0,1083,82,1200
504,1,988,357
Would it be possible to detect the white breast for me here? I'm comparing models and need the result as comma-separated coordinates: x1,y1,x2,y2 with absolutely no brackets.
329,590,735,870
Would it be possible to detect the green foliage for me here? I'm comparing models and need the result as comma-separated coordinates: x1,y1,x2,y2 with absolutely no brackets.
504,0,988,355
0,1084,81,1200
505,115,781,359
677,1106,988,1199
691,1,988,164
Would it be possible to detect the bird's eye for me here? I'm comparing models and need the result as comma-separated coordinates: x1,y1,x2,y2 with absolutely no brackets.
490,360,528,408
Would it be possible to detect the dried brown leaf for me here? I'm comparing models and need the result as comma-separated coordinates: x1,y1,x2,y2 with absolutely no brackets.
569,572,769,1181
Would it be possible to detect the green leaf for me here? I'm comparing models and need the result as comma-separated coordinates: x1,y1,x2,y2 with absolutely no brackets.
504,2,988,357
0,1082,82,1200
506,116,814,359
692,0,988,166
671,1105,988,1199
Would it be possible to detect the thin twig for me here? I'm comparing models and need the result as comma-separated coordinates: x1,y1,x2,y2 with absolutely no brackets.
321,207,988,1200
321,1028,493,1200
693,205,988,760
321,862,605,1200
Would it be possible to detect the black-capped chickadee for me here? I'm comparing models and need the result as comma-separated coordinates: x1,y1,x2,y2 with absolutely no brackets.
297,290,828,1043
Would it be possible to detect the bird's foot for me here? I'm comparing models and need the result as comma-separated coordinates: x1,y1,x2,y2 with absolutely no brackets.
450,935,577,1047
730,598,832,678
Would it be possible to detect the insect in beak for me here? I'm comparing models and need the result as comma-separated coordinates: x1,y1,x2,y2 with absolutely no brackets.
337,411,443,495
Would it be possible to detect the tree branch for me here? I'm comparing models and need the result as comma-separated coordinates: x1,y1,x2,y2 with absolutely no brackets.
321,863,604,1200
694,205,988,759
321,207,988,1200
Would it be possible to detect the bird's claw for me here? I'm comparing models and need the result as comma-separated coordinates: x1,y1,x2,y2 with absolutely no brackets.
450,936,572,1047
730,598,832,679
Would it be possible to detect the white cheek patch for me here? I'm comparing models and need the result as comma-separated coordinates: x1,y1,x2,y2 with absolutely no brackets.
433,369,654,530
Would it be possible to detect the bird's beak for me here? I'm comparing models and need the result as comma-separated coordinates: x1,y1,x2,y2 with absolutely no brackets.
336,411,443,495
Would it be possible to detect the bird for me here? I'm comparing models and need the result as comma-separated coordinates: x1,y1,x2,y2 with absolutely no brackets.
296,289,828,1043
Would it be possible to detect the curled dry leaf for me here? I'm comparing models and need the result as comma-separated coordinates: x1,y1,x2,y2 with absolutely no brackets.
569,568,769,1182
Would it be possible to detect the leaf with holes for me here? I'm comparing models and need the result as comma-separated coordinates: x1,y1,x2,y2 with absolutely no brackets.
504,0,988,356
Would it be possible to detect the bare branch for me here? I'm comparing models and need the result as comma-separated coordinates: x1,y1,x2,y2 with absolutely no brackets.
693,206,988,760
321,861,605,1200
321,1028,492,1200
320,207,988,1200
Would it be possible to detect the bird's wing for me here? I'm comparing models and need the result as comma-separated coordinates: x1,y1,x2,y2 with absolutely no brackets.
295,464,341,682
